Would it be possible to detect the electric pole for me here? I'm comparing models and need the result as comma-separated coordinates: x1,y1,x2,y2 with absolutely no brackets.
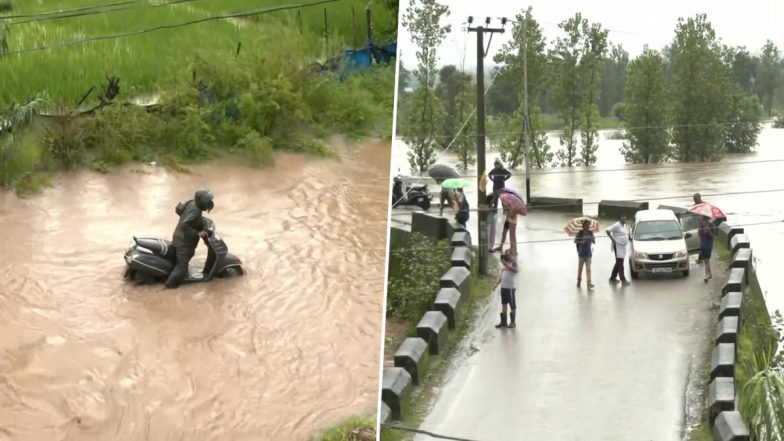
523,9,531,204
468,17,505,276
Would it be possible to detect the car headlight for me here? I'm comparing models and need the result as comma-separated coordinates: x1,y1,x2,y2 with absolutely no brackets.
633,251,647,259
675,249,687,258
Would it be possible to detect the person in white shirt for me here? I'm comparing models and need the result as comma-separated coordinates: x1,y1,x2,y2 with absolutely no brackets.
494,249,518,328
605,215,630,286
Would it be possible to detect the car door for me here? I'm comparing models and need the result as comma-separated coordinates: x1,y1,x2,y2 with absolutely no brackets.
679,213,701,253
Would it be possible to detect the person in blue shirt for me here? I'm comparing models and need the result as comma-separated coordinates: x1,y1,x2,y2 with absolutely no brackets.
574,219,595,289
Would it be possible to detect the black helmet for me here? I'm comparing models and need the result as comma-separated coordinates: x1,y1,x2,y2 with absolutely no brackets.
194,188,214,212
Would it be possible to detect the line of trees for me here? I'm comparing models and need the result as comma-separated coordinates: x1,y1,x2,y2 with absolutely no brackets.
398,3,784,171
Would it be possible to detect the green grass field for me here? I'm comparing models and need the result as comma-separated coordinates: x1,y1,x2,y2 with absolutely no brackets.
0,0,396,105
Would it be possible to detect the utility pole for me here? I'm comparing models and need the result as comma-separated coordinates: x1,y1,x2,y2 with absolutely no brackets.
468,17,505,276
523,9,531,204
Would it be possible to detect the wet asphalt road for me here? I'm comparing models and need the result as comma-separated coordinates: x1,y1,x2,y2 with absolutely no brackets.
413,211,722,441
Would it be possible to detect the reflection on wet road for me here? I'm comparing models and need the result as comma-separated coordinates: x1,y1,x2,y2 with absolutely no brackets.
0,137,390,441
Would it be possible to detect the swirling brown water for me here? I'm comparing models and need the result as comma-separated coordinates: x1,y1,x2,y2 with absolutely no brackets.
0,137,390,441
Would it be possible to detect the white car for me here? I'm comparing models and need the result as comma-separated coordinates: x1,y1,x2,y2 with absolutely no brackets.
629,209,690,279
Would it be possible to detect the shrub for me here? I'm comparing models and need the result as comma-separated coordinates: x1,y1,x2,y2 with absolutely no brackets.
773,113,784,129
0,139,40,189
43,117,86,170
238,130,274,166
0,1,12,13
386,234,451,321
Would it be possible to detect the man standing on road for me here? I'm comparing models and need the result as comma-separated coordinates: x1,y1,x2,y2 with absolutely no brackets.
495,249,518,328
488,159,512,208
606,215,630,286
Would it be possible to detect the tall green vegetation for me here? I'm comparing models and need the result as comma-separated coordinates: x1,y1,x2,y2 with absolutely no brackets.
0,96,47,190
669,15,761,162
0,1,398,194
599,44,629,117
757,40,782,118
0,0,396,104
401,0,451,172
493,7,553,169
670,15,732,162
549,13,608,167
621,48,671,163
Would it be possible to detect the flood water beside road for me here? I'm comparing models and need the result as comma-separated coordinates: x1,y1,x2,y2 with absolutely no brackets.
391,124,784,315
0,137,390,441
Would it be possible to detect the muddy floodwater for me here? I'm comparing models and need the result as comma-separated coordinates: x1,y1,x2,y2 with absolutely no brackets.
0,138,389,441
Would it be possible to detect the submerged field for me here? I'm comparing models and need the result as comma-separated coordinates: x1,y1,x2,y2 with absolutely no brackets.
1,0,396,104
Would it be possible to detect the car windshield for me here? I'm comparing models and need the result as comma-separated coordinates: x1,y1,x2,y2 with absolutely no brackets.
634,220,683,241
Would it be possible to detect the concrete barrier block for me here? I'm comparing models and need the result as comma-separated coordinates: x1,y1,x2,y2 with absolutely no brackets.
719,292,742,319
718,223,744,248
381,368,412,421
440,266,472,297
393,337,430,386
411,212,448,241
711,343,736,380
451,246,472,270
379,401,392,424
713,411,750,441
722,268,745,296
433,287,463,329
729,234,750,255
446,220,467,238
416,311,449,355
598,200,649,219
716,317,739,345
731,248,752,284
709,377,736,424
530,196,583,214
451,231,472,249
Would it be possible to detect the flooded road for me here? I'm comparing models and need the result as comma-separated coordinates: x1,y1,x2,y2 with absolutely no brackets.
392,124,784,314
0,137,390,441
412,212,723,441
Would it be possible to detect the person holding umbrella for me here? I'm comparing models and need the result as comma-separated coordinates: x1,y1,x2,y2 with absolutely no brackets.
428,164,460,217
698,215,715,282
497,188,527,256
570,218,598,289
688,201,725,282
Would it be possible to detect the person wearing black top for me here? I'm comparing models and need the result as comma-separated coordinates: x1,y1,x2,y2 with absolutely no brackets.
488,160,511,208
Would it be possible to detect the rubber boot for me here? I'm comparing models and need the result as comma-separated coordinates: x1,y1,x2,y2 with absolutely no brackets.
495,313,507,328
508,312,516,328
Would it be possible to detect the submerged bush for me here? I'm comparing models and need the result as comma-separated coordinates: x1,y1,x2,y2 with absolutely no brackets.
238,130,274,166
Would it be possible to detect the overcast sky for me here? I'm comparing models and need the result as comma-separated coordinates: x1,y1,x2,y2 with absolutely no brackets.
397,0,784,72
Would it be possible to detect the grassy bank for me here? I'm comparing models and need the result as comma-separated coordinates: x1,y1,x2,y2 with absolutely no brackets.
688,242,783,440
1,0,396,104
313,416,376,441
383,237,498,441
0,0,397,194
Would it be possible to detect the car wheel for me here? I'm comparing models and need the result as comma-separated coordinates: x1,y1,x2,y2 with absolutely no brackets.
682,270,689,277
630,267,638,279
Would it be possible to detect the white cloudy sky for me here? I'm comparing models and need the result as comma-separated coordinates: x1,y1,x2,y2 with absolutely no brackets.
396,0,784,71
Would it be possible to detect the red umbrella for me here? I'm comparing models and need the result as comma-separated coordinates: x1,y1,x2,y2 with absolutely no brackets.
564,217,600,236
688,202,725,219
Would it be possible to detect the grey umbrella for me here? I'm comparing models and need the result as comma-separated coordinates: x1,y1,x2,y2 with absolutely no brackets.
428,164,460,184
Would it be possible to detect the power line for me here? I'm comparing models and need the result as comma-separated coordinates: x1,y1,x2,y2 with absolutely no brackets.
6,0,204,26
4,0,342,56
0,0,140,19
395,157,784,180
380,423,485,441
390,186,784,216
